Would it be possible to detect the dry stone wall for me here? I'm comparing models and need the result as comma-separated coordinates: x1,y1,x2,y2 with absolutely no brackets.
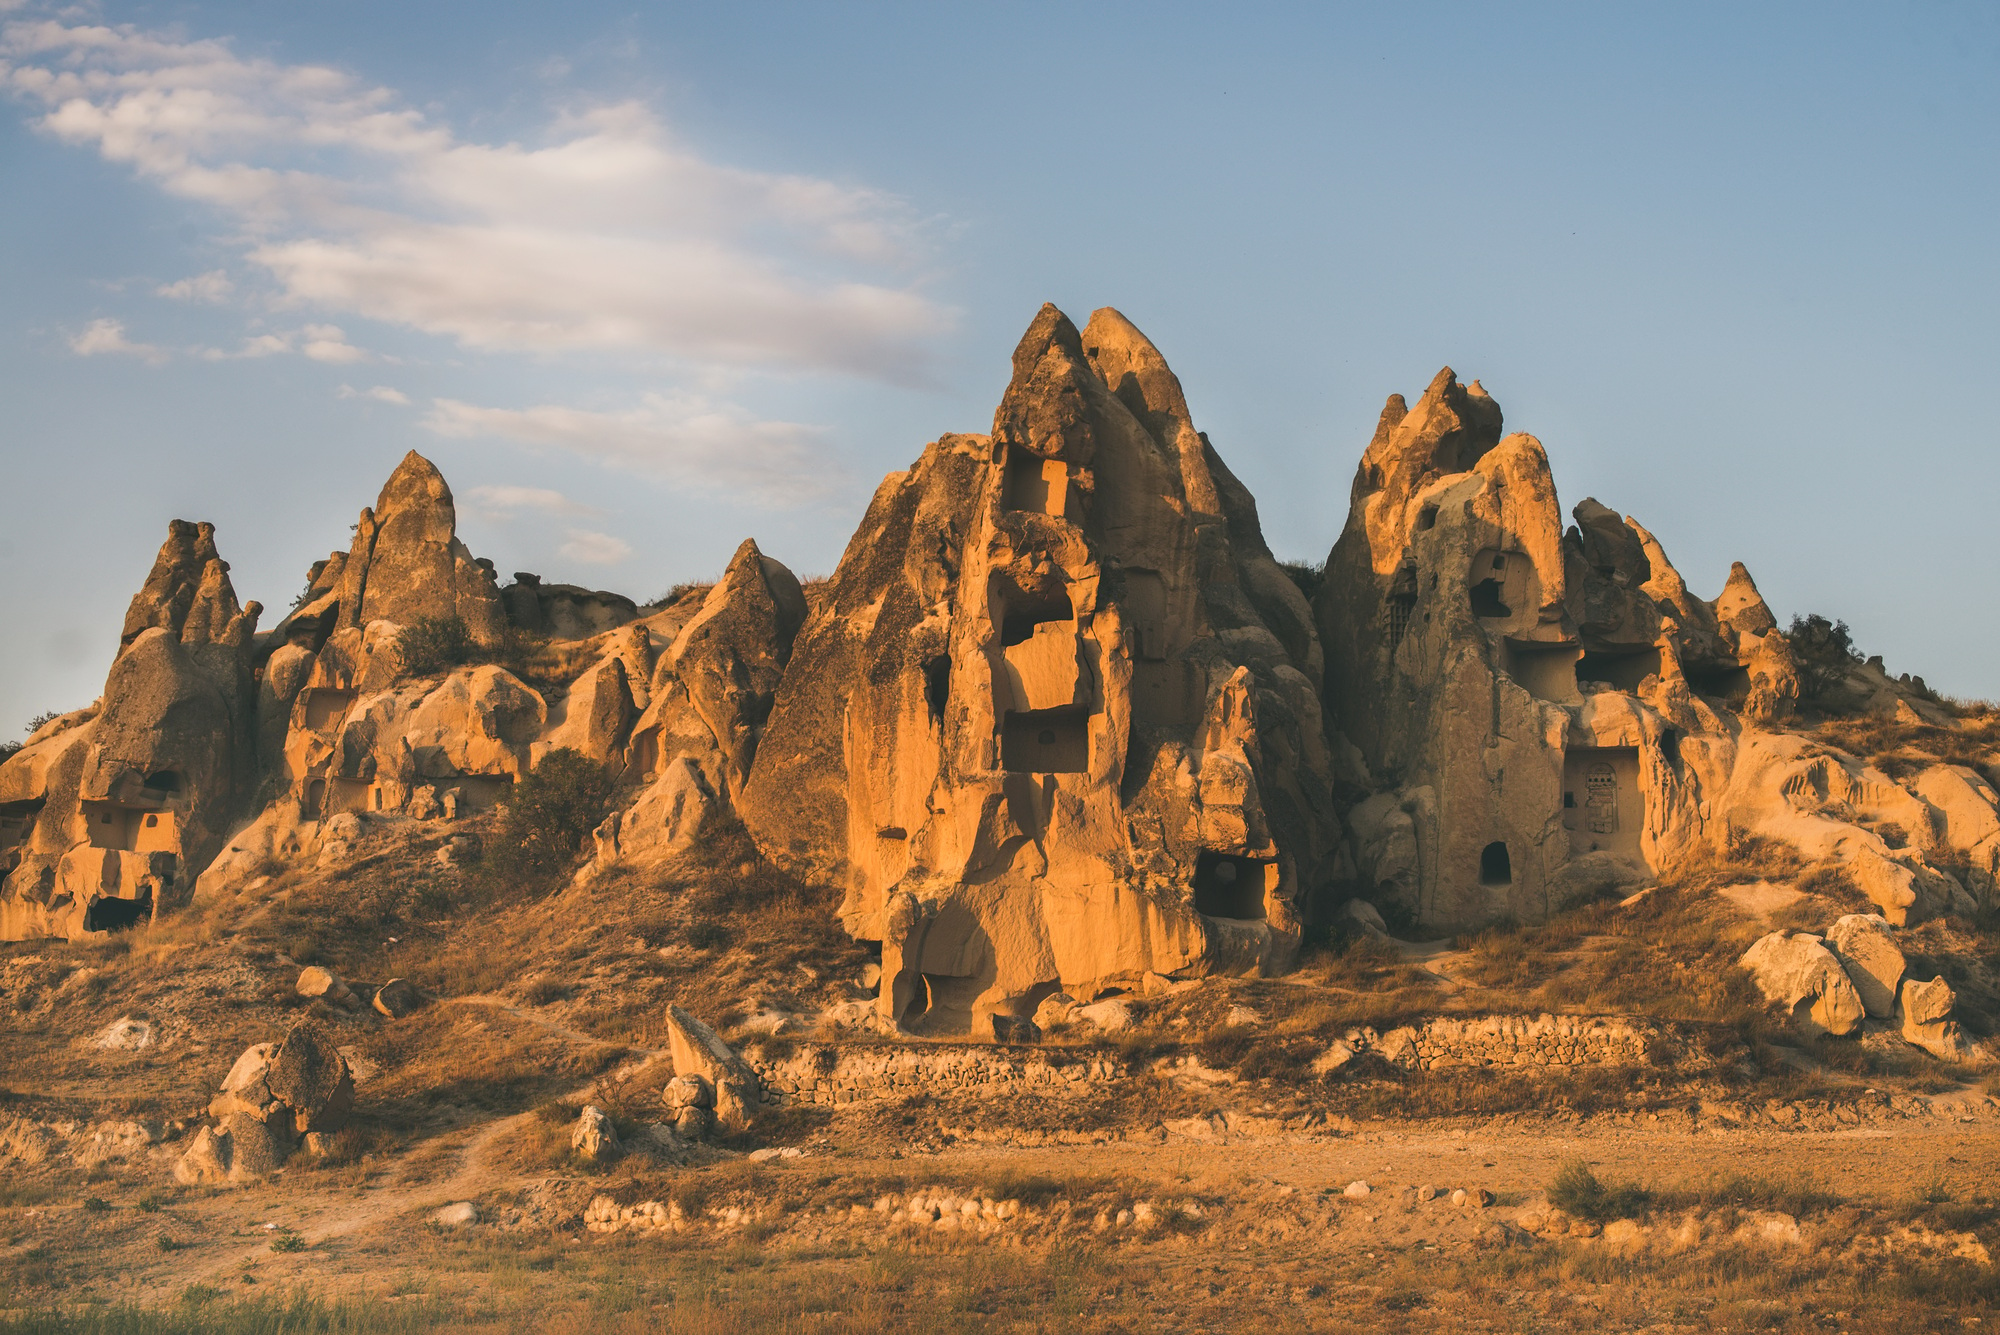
753,1042,1128,1107
1372,1014,1659,1070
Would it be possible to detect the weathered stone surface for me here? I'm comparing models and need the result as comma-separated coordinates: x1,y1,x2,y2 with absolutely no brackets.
295,966,352,1004
225,1110,291,1180
1074,999,1135,1033
571,1105,620,1164
1901,976,1967,1060
741,304,1335,1035
174,1124,232,1185
1740,932,1865,1037
662,1074,714,1110
1825,915,1904,1019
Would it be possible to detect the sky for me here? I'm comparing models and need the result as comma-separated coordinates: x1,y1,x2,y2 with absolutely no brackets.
2,1,1997,732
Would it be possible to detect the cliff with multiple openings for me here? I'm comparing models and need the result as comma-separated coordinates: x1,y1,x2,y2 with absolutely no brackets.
1,304,1992,1037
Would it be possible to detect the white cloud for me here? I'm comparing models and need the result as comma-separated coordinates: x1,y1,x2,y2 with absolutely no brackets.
155,269,233,302
464,484,595,516
337,383,409,405
300,323,366,363
557,529,634,566
1,21,951,378
423,392,836,505
69,317,165,363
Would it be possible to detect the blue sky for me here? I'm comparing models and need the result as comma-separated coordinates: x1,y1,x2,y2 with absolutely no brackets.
3,1,1997,731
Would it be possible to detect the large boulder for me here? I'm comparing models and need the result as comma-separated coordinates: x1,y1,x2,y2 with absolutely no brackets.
1739,932,1865,1037
1901,976,1968,1060
1824,914,1905,1019
663,1005,761,1131
740,304,1337,1032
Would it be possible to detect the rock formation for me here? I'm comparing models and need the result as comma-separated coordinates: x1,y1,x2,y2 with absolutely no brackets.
741,305,1337,1033
0,521,260,937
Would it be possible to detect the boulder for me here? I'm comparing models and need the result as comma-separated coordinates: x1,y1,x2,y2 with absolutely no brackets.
1074,999,1136,1033
1824,915,1905,1019
373,977,422,1018
174,1124,233,1185
1032,992,1079,1029
1739,932,1864,1037
433,1202,479,1228
1340,898,1390,938
661,1074,714,1111
224,1111,291,1180
209,1043,279,1121
571,1105,621,1165
991,1014,1042,1044
673,1106,716,1141
295,966,352,1005
663,1005,762,1130
1901,977,1968,1060
265,1020,355,1134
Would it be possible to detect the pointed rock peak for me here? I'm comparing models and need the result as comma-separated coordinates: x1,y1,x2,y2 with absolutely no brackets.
1080,306,1196,446
1715,561,1778,636
121,519,247,650
992,303,1101,461
375,450,454,517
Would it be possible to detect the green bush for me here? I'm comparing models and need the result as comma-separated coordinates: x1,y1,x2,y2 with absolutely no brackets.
394,615,477,677
1789,613,1862,704
488,748,618,885
1548,1159,1649,1222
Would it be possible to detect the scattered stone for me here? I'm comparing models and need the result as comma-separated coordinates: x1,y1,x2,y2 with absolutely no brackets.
1344,1181,1371,1198
859,963,882,991
174,1124,233,1185
673,1106,716,1141
437,834,482,867
265,1019,356,1134
1340,898,1390,938
225,1111,291,1180
373,977,422,1019
571,1105,621,1165
1310,1041,1355,1076
1450,1188,1468,1207
1463,1188,1494,1208
295,966,352,1006
1417,1184,1438,1202
92,1016,154,1050
433,1202,479,1228
1221,1005,1261,1028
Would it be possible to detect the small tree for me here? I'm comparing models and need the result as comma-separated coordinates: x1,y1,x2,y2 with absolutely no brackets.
489,748,618,885
395,615,476,677
1788,613,1862,704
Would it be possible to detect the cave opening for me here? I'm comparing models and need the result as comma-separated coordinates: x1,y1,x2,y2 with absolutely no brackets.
1001,707,1089,773
1479,841,1512,887
1193,851,1272,920
922,655,951,724
83,891,151,933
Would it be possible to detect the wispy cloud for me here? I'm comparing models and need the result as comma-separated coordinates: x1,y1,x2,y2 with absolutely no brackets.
337,382,409,405
557,529,634,566
1,20,952,379
464,484,596,517
423,392,835,505
68,317,165,363
155,269,232,302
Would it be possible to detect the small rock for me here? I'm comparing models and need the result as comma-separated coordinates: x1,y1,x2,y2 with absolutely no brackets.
673,1105,716,1142
1221,1005,1261,1028
1417,1184,1438,1202
1450,1188,1468,1207
662,1074,715,1111
373,978,421,1019
93,1016,154,1051
295,967,352,1005
432,1201,478,1228
1311,1040,1355,1076
748,1147,782,1163
859,963,883,991
437,834,482,867
1344,1181,1371,1198
1465,1188,1494,1208
174,1125,233,1185
571,1105,620,1165
1074,999,1135,1034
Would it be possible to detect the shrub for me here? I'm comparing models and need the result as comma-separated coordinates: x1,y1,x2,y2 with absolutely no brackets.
395,615,477,677
1789,613,1862,704
1548,1160,1649,1222
488,748,618,886
1276,559,1324,601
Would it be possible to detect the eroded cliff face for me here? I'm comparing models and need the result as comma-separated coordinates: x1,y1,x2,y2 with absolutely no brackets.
740,305,1336,1033
1310,368,1982,935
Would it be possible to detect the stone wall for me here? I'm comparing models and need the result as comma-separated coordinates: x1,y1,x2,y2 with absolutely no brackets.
753,1042,1128,1106
1373,1014,1658,1070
